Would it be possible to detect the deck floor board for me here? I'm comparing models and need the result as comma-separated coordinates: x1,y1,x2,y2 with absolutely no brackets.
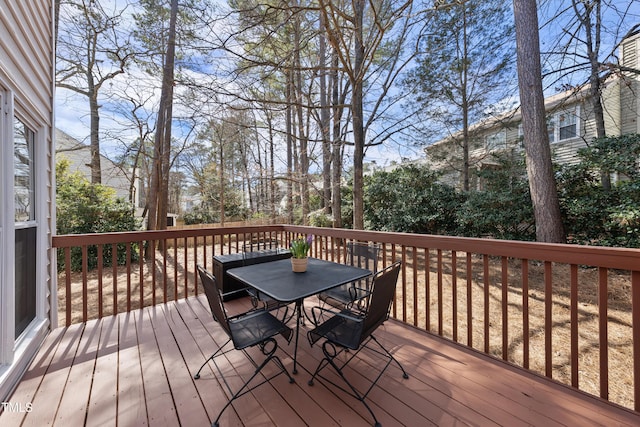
3,295,640,427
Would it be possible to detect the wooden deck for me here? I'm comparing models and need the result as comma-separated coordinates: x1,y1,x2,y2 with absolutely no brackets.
2,295,639,427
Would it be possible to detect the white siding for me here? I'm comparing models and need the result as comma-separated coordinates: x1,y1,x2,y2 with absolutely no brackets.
620,34,639,135
0,0,54,402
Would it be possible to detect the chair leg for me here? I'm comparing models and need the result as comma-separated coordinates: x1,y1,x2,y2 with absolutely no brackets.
212,338,294,426
369,335,409,379
308,342,381,427
194,338,231,380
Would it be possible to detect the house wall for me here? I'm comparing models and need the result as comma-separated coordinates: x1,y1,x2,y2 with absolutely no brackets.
425,33,640,187
620,34,639,135
56,129,136,204
0,0,55,402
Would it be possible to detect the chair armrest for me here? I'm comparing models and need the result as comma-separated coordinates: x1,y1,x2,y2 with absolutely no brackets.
310,305,363,325
222,287,250,299
309,305,340,326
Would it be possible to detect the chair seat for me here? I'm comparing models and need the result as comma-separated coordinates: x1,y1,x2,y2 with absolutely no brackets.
319,285,369,308
229,310,292,350
308,310,364,350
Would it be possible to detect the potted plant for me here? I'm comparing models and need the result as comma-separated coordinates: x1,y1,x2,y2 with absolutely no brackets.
290,234,313,272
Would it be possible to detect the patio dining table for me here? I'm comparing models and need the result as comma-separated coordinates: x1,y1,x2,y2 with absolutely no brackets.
226,257,371,374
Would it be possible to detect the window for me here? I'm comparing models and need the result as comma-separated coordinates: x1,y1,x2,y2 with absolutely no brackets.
14,118,35,223
13,117,38,339
558,110,577,140
549,106,579,143
518,106,580,145
485,130,506,151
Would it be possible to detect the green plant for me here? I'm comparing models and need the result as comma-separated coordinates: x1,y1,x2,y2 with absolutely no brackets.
56,158,141,271
290,234,313,258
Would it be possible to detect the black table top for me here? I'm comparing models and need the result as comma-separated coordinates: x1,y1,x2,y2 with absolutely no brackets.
226,257,372,303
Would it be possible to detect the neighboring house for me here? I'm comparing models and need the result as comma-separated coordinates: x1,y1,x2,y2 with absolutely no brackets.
0,1,56,401
425,32,640,189
56,128,139,206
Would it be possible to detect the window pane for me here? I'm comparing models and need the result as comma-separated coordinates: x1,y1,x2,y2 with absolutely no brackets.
15,227,37,338
14,118,35,222
558,110,577,140
547,117,555,143
486,130,506,150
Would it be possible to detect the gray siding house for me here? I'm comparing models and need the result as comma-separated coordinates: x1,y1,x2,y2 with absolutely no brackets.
56,128,139,205
425,32,640,189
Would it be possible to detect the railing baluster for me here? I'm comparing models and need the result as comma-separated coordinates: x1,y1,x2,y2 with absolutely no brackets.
183,237,188,298
599,267,609,400
97,244,103,319
483,254,490,353
466,252,472,347
126,243,131,313
452,250,458,342
151,239,157,306
425,247,430,332
65,247,72,327
163,238,168,304
82,245,88,323
545,261,553,378
632,270,640,412
437,249,443,335
139,240,144,309
174,237,178,301
401,246,407,324
193,236,198,296
502,256,508,361
112,243,117,315
413,246,419,328
522,259,529,369
570,263,579,388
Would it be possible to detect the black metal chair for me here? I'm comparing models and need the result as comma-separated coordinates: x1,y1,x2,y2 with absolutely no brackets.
194,265,295,427
242,240,291,318
307,261,408,427
318,241,381,310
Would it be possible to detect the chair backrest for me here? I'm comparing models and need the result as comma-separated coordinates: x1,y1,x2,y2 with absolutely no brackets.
197,265,232,337
360,262,401,341
347,242,380,273
243,238,279,253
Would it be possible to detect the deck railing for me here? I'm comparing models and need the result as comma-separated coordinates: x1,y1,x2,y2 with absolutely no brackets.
53,224,640,412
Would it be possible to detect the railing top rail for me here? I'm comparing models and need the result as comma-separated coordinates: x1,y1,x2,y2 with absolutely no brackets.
281,225,640,271
52,225,285,247
52,223,640,271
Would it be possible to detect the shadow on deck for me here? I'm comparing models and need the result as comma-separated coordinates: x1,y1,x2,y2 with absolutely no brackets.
2,295,639,426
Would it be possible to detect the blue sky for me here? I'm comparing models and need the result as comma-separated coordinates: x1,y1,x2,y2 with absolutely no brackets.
55,0,640,171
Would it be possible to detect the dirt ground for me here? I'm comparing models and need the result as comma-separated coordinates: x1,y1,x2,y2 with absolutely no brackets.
57,243,635,410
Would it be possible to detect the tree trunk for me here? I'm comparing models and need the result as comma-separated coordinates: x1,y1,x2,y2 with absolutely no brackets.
89,83,102,184
574,0,611,190
331,51,344,229
352,0,365,230
148,0,178,231
513,0,565,243
461,6,470,192
286,68,294,224
320,11,332,214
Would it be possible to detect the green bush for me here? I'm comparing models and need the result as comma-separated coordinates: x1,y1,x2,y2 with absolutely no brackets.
557,134,640,247
182,205,219,225
459,153,535,240
364,164,464,235
56,159,140,271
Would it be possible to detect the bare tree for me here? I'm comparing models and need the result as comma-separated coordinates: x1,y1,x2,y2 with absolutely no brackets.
513,0,565,243
542,1,640,190
318,0,415,229
407,0,514,191
56,0,133,184
147,0,178,231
